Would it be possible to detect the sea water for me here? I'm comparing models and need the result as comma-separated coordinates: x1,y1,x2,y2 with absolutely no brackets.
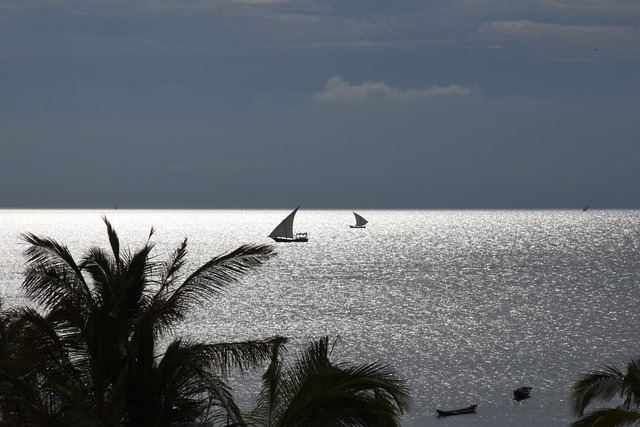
1,209,639,426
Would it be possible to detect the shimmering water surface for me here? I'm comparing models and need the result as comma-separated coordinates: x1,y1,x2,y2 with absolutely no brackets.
1,209,639,426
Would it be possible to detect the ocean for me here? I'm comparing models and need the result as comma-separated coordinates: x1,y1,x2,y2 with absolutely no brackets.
1,209,639,426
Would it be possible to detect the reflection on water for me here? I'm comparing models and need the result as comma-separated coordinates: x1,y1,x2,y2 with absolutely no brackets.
1,209,639,426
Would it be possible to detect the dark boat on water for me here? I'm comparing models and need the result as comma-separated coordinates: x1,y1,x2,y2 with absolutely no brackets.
268,206,308,242
513,386,532,400
436,404,477,417
349,212,368,228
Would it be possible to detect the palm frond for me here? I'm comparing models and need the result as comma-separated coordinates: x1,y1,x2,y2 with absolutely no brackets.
127,339,235,426
10,222,284,426
152,244,275,335
160,238,188,289
0,307,96,425
83,247,115,312
250,336,288,426
157,340,217,401
284,336,331,397
83,247,115,284
102,216,121,267
0,370,49,424
21,233,83,276
123,242,156,283
140,291,183,339
336,362,412,410
266,336,410,427
50,405,103,427
147,226,156,242
573,364,627,416
622,360,640,410
181,243,276,297
121,243,155,320
202,372,246,426
21,233,91,313
10,307,88,380
572,407,640,427
141,239,189,335
202,337,283,375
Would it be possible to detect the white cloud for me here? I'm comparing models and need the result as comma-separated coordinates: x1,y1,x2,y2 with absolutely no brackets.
480,20,622,39
478,19,640,49
313,76,475,103
477,19,640,59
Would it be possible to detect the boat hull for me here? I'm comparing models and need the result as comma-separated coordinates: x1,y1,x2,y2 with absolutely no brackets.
271,236,308,243
349,225,366,228
436,405,477,417
269,233,309,243
513,387,532,400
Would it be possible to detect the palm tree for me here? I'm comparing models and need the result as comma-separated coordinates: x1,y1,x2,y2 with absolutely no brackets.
247,335,411,427
572,358,640,426
0,217,280,426
0,305,104,426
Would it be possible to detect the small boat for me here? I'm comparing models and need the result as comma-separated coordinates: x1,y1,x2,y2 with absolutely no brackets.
349,212,368,228
583,205,589,212
268,206,308,243
513,386,532,400
436,404,477,417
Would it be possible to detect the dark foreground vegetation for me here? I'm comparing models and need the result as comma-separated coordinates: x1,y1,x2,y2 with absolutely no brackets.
0,218,410,426
572,359,640,427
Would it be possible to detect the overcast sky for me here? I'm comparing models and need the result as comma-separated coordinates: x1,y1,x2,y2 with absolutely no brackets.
1,0,638,209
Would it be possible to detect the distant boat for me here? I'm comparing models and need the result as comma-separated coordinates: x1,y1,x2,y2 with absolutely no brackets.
268,206,308,242
513,386,532,401
436,404,477,417
583,205,589,212
349,212,368,229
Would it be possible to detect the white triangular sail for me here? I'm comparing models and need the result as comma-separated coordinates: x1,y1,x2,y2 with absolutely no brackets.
353,212,368,227
269,206,300,239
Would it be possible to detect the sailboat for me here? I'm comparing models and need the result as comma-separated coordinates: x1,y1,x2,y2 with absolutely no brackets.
269,206,308,242
350,212,368,229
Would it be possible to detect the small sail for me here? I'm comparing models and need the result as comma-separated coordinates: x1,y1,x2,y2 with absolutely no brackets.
269,206,300,239
353,212,368,227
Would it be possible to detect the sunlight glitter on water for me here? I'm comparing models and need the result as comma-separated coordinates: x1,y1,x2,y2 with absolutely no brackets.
1,209,639,426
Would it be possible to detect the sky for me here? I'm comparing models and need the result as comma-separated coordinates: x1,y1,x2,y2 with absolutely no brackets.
1,0,639,209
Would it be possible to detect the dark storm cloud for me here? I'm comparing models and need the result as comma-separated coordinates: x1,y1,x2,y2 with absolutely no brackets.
0,0,638,208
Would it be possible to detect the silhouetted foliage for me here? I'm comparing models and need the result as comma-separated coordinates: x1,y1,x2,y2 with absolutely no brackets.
572,359,640,427
0,218,278,426
0,218,411,426
246,335,411,427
